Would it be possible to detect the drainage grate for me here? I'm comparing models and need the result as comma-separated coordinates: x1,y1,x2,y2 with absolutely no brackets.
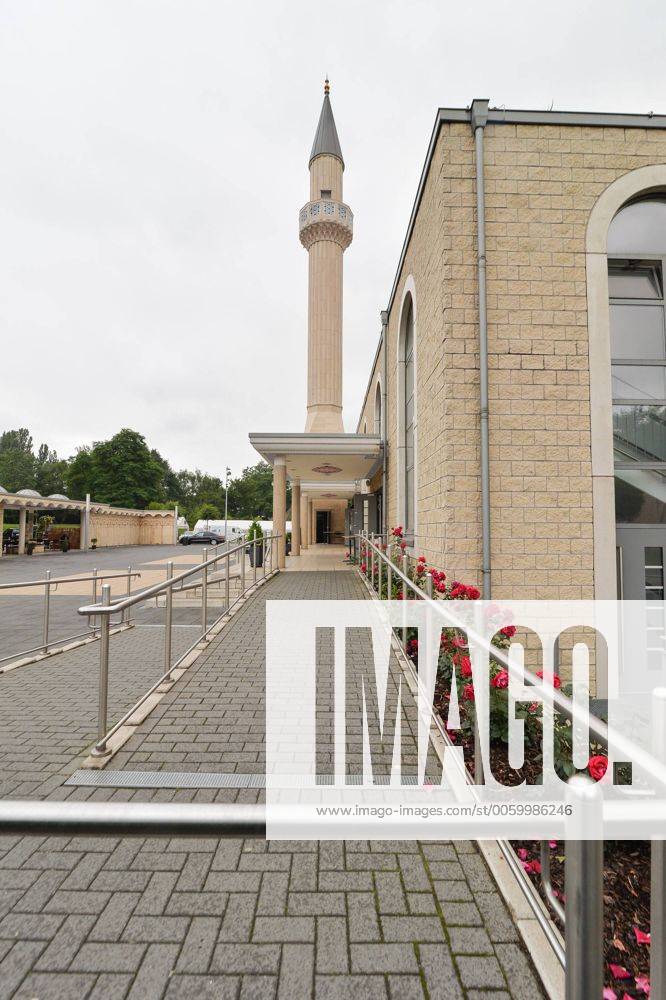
65,770,431,789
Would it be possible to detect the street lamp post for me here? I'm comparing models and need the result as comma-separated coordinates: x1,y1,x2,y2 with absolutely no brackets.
224,466,231,547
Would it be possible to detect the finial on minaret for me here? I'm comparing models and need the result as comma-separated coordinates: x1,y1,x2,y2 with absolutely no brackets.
324,76,330,96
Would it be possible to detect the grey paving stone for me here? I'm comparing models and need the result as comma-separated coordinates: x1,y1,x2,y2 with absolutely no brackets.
387,975,424,999
177,916,220,973
496,942,544,999
288,892,345,916
406,892,437,915
257,872,289,916
166,891,228,916
350,943,419,973
239,975,277,999
374,872,407,914
134,872,180,916
122,915,190,944
0,941,47,1000
218,894,256,942
447,926,494,955
16,972,96,1000
0,911,64,940
252,916,315,943
418,944,464,1000
347,892,380,942
277,943,314,999
70,943,147,974
315,975,388,999
474,891,520,943
127,943,180,1000
89,893,140,943
44,891,111,916
315,916,348,974
165,975,240,999
211,943,280,974
455,954,506,990
87,973,133,999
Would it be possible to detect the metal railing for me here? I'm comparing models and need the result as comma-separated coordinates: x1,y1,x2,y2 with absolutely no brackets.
76,533,278,758
356,530,666,1000
0,568,141,668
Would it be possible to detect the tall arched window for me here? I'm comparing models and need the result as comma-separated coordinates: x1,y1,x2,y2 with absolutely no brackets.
374,381,382,436
403,298,416,535
610,197,666,599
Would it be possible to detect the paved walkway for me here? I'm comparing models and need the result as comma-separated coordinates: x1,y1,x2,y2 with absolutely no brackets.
0,570,544,999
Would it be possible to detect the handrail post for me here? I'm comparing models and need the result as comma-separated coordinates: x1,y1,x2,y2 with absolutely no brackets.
564,775,603,1000
651,687,666,999
253,539,257,586
91,567,98,630
91,584,112,757
426,571,433,599
378,545,383,598
225,547,230,611
124,565,131,624
402,552,409,649
42,570,51,653
201,547,208,635
241,537,246,594
164,561,173,674
370,535,375,590
263,534,266,579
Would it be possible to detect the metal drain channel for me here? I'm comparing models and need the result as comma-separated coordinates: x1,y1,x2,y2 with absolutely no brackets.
65,770,430,790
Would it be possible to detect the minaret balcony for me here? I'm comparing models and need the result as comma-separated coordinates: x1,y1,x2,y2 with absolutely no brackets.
299,199,353,250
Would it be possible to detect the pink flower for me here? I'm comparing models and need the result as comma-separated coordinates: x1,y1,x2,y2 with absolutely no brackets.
517,848,529,860
528,702,540,713
634,927,651,945
492,669,509,689
635,975,651,995
588,755,608,782
608,964,630,980
602,991,617,1000
360,562,367,573
549,840,557,849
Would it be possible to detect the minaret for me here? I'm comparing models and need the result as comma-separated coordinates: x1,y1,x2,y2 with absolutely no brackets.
299,79,353,433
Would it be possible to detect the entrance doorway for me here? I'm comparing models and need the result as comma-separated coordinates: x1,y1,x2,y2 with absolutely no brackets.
316,510,330,543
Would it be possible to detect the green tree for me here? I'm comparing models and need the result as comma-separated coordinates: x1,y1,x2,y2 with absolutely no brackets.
227,462,290,519
0,427,35,492
195,502,220,526
66,447,95,500
35,443,67,496
90,429,165,508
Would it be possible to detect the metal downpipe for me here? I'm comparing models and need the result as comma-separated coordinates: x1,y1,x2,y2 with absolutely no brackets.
381,309,389,537
471,99,491,600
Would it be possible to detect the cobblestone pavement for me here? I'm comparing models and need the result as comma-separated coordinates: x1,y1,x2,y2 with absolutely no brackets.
0,571,545,999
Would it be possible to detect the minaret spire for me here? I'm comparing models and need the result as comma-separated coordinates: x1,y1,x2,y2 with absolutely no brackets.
298,83,353,433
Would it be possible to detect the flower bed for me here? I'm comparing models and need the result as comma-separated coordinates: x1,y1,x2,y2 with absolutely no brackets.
358,528,653,998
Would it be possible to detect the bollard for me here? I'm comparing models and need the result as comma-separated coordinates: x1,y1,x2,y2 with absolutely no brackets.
201,548,208,635
164,561,173,673
92,585,112,757
564,774,603,1000
42,570,51,653
651,688,666,998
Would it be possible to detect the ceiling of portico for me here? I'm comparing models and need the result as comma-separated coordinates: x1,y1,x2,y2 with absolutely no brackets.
249,432,382,485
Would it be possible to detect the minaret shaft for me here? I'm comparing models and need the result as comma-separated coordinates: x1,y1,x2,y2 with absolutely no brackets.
299,84,352,434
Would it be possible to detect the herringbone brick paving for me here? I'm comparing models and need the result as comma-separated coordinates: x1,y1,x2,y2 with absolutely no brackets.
0,570,544,998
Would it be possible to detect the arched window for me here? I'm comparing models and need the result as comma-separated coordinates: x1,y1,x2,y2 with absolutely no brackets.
609,197,666,536
374,381,382,436
403,298,416,534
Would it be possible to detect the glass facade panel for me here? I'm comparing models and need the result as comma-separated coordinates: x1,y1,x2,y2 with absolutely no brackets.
615,470,666,524
403,300,415,534
610,304,664,359
613,404,666,462
608,199,666,254
612,365,666,401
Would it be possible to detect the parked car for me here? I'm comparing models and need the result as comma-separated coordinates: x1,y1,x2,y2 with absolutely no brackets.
179,530,225,546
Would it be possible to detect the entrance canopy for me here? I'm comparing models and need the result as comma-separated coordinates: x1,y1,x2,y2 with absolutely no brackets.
248,432,382,488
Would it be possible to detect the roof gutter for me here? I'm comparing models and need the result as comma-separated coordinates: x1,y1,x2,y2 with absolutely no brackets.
471,99,492,601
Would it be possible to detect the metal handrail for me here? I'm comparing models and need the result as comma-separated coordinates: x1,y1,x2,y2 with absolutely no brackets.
78,533,279,757
0,568,140,668
356,531,665,998
0,570,140,591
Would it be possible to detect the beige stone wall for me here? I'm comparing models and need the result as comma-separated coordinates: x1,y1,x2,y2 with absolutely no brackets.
373,119,666,599
89,512,174,548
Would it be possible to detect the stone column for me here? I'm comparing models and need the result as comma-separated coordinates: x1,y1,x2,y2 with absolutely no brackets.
18,508,26,555
300,494,309,549
272,457,287,569
308,500,314,546
80,507,87,551
291,480,301,557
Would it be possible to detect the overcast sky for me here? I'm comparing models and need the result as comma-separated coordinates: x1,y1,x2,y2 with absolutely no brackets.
1,0,665,480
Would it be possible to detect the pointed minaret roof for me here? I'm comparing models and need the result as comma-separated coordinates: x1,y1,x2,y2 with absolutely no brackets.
309,78,344,168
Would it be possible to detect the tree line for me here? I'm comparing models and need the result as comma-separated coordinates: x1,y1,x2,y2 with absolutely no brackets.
0,428,287,527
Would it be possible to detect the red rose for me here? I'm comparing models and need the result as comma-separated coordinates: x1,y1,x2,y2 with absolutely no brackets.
418,555,427,563
492,669,509,689
536,670,562,689
466,586,480,600
500,625,516,638
462,684,475,702
588,755,608,781
416,563,425,574
450,585,465,599
360,563,367,573
459,656,473,678
436,581,446,593
392,526,403,537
